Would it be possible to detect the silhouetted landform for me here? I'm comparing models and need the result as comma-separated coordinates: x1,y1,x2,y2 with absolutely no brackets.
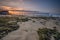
0,10,60,17
0,11,9,15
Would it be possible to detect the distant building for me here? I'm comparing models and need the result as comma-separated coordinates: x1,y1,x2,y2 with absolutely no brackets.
0,11,9,15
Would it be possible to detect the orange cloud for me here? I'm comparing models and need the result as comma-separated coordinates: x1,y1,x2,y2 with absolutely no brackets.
0,6,26,15
1,6,23,10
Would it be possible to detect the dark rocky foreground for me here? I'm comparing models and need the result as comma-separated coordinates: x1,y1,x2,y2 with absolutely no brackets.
0,16,19,39
0,16,60,40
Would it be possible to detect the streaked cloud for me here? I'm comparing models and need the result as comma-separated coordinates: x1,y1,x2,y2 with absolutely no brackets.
0,6,27,15
0,6,24,10
0,0,60,13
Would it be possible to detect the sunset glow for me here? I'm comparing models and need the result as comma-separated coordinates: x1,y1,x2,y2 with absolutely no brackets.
1,6,24,10
0,6,26,15
0,0,60,14
8,11,24,15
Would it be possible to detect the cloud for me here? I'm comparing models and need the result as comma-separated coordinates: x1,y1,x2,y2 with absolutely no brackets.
0,0,60,13
0,6,24,10
0,6,27,15
0,0,24,8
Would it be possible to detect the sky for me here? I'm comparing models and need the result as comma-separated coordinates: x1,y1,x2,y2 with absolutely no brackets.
0,0,60,13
